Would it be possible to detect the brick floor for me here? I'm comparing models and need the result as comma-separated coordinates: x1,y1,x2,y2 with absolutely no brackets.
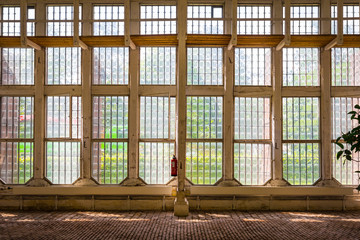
1,211,360,240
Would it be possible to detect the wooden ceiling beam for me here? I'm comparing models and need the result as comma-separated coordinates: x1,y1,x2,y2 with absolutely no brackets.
26,38,42,50
0,35,360,48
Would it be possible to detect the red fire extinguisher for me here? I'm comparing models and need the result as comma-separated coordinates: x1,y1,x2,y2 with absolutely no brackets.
171,155,177,176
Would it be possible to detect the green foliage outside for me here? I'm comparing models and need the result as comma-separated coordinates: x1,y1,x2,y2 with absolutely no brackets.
283,143,320,185
282,98,320,185
185,142,222,185
93,142,127,184
102,96,128,139
0,142,33,184
185,97,222,185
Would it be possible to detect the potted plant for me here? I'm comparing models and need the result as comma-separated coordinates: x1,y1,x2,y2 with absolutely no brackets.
335,104,360,191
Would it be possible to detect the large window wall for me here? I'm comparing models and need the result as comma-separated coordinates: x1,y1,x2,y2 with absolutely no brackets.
0,0,358,188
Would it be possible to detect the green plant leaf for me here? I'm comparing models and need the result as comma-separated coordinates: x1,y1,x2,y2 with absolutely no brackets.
346,155,352,161
356,185,360,191
355,171,360,173
351,145,357,151
353,126,360,131
335,142,344,149
344,149,352,155
354,104,360,109
336,151,343,160
348,111,357,115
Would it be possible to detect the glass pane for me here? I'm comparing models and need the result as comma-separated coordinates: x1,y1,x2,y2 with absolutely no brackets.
140,47,176,85
187,97,223,139
284,5,319,35
187,6,223,34
332,5,360,34
187,48,223,85
140,5,176,34
47,5,82,36
93,5,124,35
0,142,33,184
234,143,271,185
234,97,270,140
1,6,34,36
237,6,271,35
92,96,128,139
186,142,222,185
283,97,319,140
47,48,81,85
46,141,80,184
93,47,129,85
0,97,34,139
92,142,127,184
283,48,319,86
1,48,34,85
332,48,360,86
139,142,174,184
46,96,81,139
140,97,176,139
1,6,20,36
283,143,320,185
235,48,271,86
